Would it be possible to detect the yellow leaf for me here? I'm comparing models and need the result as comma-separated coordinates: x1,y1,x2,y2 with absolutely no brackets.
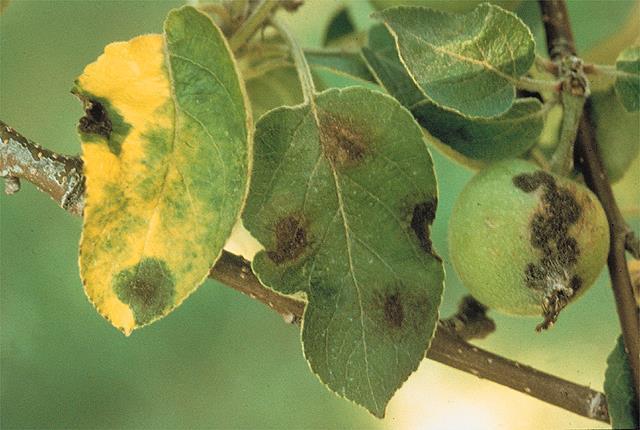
74,7,251,335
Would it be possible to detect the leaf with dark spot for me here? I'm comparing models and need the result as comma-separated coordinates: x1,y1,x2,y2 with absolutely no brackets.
113,258,176,325
76,6,250,335
243,87,443,417
411,200,437,253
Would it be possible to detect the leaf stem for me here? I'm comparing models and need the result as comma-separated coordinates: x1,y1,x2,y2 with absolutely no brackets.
270,16,316,104
0,120,611,424
228,0,280,52
550,93,584,175
584,63,636,80
516,76,559,93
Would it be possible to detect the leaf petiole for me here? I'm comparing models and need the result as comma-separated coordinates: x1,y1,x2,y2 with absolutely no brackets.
550,93,585,175
270,16,316,104
515,75,559,93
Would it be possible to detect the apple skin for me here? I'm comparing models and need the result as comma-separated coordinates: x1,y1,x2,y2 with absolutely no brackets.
448,160,609,328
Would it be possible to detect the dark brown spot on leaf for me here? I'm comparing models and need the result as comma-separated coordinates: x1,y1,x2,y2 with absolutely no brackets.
319,114,367,167
374,283,431,334
267,214,309,264
78,100,112,139
384,293,404,328
411,199,437,253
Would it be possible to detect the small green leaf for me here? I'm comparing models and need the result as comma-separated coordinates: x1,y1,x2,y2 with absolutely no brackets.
374,3,535,118
363,24,543,165
323,6,356,47
75,6,251,334
604,336,639,430
369,0,522,14
615,46,640,112
591,88,640,182
306,50,376,84
243,87,444,417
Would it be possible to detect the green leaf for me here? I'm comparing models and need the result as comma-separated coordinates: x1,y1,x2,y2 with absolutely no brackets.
374,3,535,118
604,336,639,430
591,88,640,182
306,50,376,84
369,0,522,14
246,65,303,118
414,98,544,162
323,6,356,47
243,87,444,417
615,46,640,112
363,24,543,166
361,24,424,107
74,6,250,335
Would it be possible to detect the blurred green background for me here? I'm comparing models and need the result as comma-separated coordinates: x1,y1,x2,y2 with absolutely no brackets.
1,1,637,429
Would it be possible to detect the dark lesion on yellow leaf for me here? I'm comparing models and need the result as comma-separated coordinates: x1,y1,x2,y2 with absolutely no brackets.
113,257,176,325
267,214,310,264
74,91,131,155
78,99,112,139
319,113,368,167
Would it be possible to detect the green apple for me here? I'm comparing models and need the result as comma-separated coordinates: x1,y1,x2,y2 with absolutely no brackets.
448,160,610,330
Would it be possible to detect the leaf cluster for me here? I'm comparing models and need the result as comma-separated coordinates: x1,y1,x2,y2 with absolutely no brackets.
69,1,639,418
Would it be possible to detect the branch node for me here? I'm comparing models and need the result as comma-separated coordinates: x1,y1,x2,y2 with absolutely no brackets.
588,392,609,422
440,295,496,341
4,175,20,194
625,230,640,260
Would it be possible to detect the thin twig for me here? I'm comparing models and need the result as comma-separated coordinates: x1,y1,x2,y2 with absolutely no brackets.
228,0,280,52
0,122,610,423
0,121,84,215
539,0,640,398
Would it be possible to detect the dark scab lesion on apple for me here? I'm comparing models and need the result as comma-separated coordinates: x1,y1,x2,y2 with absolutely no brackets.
514,170,585,330
266,214,310,264
112,257,176,326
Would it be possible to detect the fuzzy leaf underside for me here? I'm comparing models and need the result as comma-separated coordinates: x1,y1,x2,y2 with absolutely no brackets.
375,3,535,118
604,336,639,429
362,24,543,165
615,46,640,112
76,6,250,335
243,87,444,417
